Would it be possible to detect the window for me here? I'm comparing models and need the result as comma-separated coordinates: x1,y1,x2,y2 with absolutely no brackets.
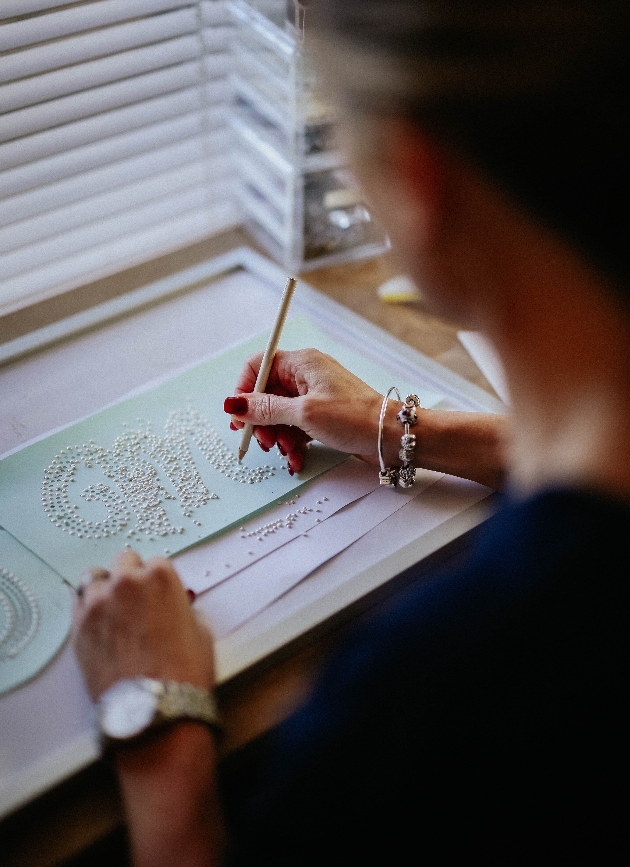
0,1,237,315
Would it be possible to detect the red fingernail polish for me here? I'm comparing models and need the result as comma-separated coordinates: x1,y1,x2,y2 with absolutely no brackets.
187,588,196,603
278,444,286,456
288,467,294,476
258,442,269,452
224,396,248,415
230,421,237,431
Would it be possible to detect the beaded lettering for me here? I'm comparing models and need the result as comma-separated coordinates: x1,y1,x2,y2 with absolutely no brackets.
41,407,277,543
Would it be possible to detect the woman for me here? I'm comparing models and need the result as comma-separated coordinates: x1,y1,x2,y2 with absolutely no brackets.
73,2,629,864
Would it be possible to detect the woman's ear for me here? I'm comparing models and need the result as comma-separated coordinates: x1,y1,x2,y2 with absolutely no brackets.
385,117,444,245
344,113,446,258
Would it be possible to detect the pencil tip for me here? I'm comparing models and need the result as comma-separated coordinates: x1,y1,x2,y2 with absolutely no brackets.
238,449,245,462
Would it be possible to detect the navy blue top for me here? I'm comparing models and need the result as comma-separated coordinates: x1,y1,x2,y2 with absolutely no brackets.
225,489,627,864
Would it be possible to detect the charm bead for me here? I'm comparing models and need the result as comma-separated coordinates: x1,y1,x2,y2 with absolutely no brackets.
379,469,398,487
379,392,421,489
396,405,417,425
398,465,416,488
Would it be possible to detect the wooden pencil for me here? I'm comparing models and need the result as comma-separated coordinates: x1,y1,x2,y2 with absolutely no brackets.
238,276,297,462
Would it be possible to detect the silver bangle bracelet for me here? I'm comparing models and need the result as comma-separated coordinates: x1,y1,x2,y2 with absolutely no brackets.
378,389,421,488
378,387,401,486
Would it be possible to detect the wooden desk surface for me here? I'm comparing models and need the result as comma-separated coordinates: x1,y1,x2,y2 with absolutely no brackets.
0,230,498,866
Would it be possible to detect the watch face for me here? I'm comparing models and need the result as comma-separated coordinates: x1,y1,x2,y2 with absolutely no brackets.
100,679,158,740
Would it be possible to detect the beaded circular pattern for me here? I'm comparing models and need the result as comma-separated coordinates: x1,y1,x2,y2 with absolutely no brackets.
0,533,72,696
0,566,40,662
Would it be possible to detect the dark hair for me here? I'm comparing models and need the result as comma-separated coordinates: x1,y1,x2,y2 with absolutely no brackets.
311,1,630,293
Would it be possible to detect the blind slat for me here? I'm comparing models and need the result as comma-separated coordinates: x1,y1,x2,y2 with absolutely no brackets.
1,130,231,227
1,185,220,279
0,112,205,199
0,8,198,85
200,1,231,26
204,77,231,103
0,61,202,145
1,34,202,114
0,86,204,172
1,2,82,20
203,52,232,78
0,82,227,171
0,157,232,255
0,201,238,311
0,0,194,52
201,25,234,52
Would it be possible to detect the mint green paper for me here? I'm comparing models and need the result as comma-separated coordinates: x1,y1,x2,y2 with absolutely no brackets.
0,316,441,586
0,530,72,696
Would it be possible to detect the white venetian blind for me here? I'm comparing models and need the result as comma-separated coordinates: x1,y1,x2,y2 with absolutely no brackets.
0,0,237,313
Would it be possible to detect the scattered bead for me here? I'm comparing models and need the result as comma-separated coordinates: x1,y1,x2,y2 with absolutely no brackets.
236,493,332,544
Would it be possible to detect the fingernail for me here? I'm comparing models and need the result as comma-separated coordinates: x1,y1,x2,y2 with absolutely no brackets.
278,444,286,456
257,442,269,452
230,421,237,431
288,466,294,476
187,588,196,603
224,396,248,415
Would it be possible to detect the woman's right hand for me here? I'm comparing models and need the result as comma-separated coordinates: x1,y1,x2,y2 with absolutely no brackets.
224,348,387,474
224,347,509,489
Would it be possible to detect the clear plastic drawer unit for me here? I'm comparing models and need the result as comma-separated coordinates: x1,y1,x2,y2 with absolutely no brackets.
227,0,389,271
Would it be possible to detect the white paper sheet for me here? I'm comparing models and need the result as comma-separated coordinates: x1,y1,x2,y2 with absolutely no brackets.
195,470,441,637
215,474,493,677
173,458,379,593
457,330,510,405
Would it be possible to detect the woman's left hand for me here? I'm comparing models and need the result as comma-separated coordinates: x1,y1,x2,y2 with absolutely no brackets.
72,551,215,700
73,552,224,867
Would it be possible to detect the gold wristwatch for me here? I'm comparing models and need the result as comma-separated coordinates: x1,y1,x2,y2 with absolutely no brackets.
97,677,222,750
